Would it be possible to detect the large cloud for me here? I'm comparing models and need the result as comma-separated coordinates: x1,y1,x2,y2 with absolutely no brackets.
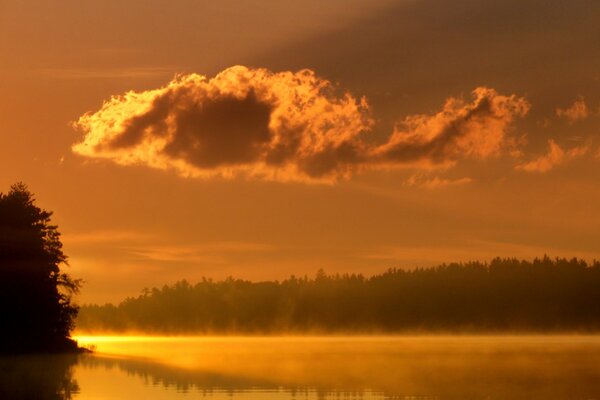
371,87,530,168
73,67,529,182
73,66,372,182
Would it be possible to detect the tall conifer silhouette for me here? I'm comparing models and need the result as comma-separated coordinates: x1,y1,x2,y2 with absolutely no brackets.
0,183,80,353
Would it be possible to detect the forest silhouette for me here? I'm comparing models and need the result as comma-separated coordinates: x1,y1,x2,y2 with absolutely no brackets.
4,182,600,336
79,257,600,333
0,183,80,353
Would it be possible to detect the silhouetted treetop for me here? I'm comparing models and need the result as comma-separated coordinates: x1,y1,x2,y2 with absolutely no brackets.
0,183,80,353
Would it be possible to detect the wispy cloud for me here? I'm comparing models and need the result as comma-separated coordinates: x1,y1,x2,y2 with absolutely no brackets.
39,67,178,80
404,174,473,189
63,230,273,263
62,229,156,245
556,96,590,123
515,139,589,173
126,242,274,263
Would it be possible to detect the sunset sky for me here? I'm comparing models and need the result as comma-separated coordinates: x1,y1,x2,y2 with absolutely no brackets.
2,0,600,303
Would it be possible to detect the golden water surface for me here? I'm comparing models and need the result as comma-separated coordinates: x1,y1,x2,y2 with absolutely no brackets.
4,335,600,399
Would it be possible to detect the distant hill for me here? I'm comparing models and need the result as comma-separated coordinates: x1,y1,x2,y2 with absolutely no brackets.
77,256,600,333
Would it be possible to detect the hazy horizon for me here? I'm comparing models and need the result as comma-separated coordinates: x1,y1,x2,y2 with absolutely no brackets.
3,0,600,303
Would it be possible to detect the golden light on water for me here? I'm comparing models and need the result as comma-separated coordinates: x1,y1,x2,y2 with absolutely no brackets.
67,335,600,399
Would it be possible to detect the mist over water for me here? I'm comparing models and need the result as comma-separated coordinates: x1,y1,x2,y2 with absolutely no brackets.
4,335,600,399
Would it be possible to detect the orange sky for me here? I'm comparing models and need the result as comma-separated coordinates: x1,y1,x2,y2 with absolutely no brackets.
2,0,600,303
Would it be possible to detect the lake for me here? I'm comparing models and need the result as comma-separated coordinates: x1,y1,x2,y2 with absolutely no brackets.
2,336,600,399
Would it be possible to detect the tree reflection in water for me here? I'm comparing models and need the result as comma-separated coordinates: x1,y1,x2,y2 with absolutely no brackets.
4,338,600,400
76,338,600,400
0,354,79,400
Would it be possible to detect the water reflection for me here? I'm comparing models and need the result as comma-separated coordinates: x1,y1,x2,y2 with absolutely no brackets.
78,355,272,394
74,336,600,399
3,337,600,399
0,354,79,400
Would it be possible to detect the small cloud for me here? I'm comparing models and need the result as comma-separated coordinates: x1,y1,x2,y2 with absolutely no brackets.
371,87,530,168
566,144,589,158
556,96,589,123
515,139,588,173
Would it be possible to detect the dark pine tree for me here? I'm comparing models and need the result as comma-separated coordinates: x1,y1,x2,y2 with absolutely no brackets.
0,183,80,353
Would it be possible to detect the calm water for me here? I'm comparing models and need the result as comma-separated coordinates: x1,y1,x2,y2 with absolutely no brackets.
2,336,600,399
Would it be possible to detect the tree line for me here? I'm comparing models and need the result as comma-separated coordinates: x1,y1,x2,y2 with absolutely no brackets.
78,256,600,333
